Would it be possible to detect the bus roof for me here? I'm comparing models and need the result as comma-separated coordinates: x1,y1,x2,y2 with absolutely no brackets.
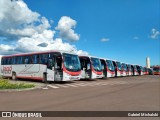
153,66,160,68
2,50,77,58
79,55,100,59
100,58,114,61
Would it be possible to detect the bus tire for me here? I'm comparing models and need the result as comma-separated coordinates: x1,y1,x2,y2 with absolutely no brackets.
42,73,47,83
12,72,17,80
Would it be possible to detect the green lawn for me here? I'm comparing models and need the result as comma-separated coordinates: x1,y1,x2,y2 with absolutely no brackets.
0,79,35,89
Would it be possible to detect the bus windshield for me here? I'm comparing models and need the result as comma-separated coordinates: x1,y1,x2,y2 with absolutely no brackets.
63,53,81,72
91,57,102,72
106,60,115,71
153,67,160,72
116,62,122,70
140,66,143,71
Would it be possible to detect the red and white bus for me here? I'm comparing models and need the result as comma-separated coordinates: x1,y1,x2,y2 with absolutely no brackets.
1,50,81,82
79,56,103,79
127,64,133,76
136,65,143,75
121,63,128,76
153,66,160,75
133,65,139,76
112,60,122,77
100,58,115,78
143,67,149,75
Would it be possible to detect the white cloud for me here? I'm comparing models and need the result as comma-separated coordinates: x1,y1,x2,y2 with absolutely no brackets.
56,16,80,41
100,38,110,42
0,44,15,51
133,36,139,40
0,0,41,38
0,0,88,56
150,28,160,39
7,27,37,37
77,50,89,56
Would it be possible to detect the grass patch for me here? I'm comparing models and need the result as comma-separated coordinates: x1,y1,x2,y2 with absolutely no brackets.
0,79,35,89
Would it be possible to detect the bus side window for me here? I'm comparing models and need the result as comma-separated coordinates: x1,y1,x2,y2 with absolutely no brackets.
29,56,33,64
3,58,6,65
5,58,8,65
25,57,28,64
33,54,39,64
15,57,19,64
6,58,8,65
47,58,54,69
23,56,29,64
17,56,22,64
12,57,15,64
2,58,6,65
40,54,48,64
8,58,12,65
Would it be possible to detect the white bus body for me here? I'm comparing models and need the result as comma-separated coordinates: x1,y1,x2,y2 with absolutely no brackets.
79,56,103,80
1,51,81,82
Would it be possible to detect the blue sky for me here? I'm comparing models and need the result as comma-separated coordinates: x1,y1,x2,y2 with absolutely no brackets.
0,0,159,66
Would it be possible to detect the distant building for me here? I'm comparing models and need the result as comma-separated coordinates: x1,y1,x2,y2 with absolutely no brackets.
146,57,150,68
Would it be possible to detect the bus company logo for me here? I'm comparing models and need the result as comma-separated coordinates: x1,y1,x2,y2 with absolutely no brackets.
1,66,12,74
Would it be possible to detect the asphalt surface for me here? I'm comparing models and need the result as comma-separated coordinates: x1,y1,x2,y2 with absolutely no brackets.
0,75,159,120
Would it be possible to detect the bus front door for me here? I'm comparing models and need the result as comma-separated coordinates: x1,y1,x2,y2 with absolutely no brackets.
54,56,63,81
80,59,91,79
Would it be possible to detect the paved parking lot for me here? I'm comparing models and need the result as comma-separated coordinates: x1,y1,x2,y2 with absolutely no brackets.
43,75,158,90
0,75,159,120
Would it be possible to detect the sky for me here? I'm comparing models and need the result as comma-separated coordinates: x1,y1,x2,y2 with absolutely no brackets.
0,0,159,66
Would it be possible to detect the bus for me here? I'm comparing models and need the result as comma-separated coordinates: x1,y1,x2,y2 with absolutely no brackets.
127,64,133,76
1,50,81,82
143,67,149,75
153,66,160,75
133,65,139,76
79,56,103,79
136,65,143,75
100,58,115,78
121,63,128,76
112,60,122,77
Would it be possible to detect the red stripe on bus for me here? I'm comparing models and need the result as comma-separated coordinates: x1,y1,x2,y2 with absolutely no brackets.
154,72,160,75
92,67,102,75
63,66,81,76
107,68,115,74
117,69,122,74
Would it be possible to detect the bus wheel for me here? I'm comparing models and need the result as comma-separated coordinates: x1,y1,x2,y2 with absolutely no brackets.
12,72,17,80
42,73,47,83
